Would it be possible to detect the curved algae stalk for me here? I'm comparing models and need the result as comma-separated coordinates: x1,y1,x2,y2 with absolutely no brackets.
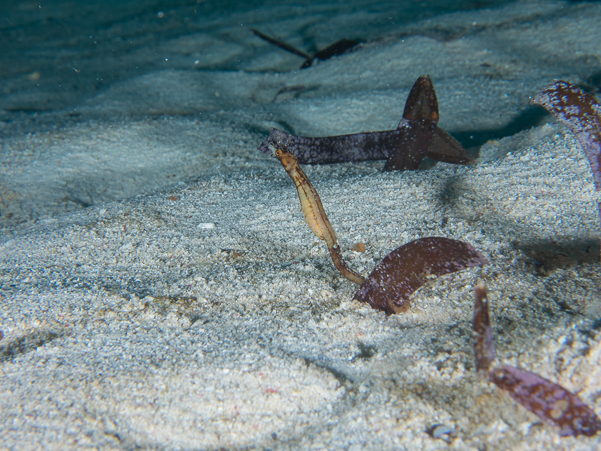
274,147,365,285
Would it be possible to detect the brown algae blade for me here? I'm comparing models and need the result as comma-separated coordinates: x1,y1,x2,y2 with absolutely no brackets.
384,75,439,171
258,75,473,169
472,286,601,437
489,365,601,437
353,237,488,315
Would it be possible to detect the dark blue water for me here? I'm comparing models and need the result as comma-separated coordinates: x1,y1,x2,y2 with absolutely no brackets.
1,0,514,116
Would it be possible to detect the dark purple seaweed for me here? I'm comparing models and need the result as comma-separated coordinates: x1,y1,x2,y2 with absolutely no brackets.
251,28,311,59
384,75,439,171
402,75,439,123
472,286,601,437
261,128,395,164
313,39,361,61
259,127,472,166
258,75,473,170
472,285,495,372
251,29,360,69
427,128,472,165
532,80,601,223
489,365,601,437
353,237,488,315
531,81,601,191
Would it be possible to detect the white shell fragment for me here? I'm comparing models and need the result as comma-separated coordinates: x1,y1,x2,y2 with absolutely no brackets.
197,222,216,229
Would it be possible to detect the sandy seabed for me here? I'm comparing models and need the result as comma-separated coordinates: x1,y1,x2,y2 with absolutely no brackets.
1,1,601,449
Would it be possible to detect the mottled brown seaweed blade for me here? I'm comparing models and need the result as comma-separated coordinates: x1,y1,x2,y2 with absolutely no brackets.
385,75,439,171
258,127,473,167
489,365,601,437
531,81,601,191
473,285,494,372
353,237,488,315
257,75,472,169
401,75,440,123
426,127,474,165
259,128,391,164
